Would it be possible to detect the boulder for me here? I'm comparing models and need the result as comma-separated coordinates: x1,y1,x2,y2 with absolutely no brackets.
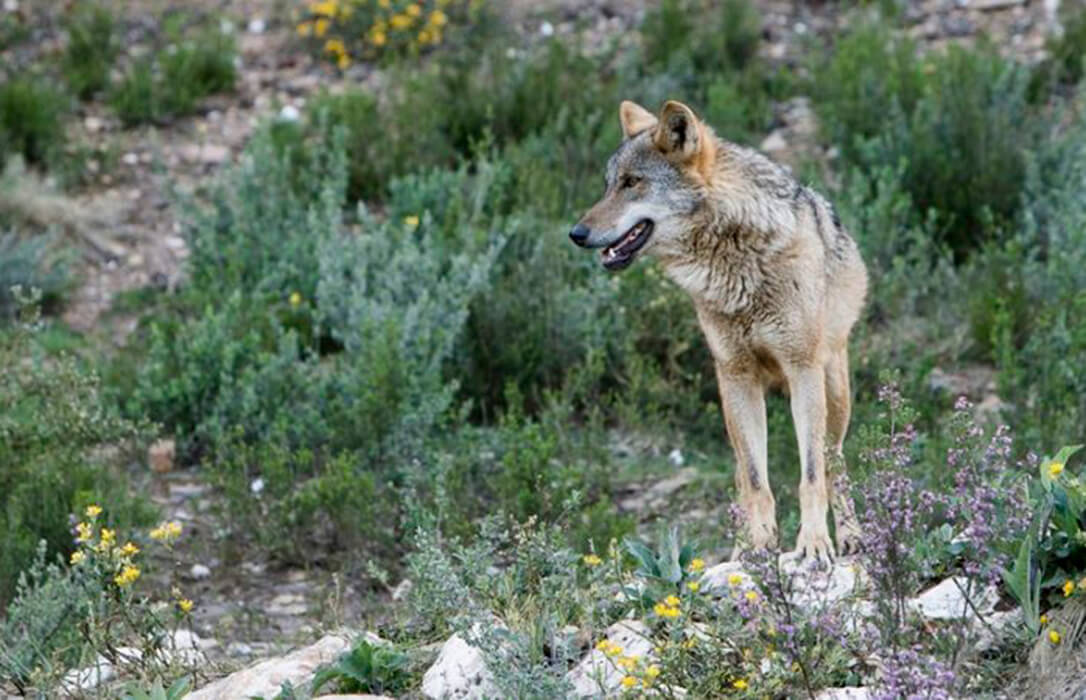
421,632,497,700
185,633,351,700
567,620,654,697
908,576,998,621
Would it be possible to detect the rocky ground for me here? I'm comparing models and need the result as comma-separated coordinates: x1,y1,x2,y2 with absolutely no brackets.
1,0,1069,696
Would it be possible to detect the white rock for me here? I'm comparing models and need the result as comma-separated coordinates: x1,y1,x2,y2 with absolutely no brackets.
667,448,685,467
190,563,211,580
250,477,265,495
167,628,216,665
760,130,788,154
702,556,865,609
421,632,497,699
186,634,351,700
268,592,307,616
278,104,301,122
247,18,266,34
84,116,103,133
567,620,654,697
701,560,752,593
3,0,17,13
61,655,115,691
391,579,413,601
227,641,253,656
122,152,139,166
908,576,998,621
540,21,555,36
974,608,1022,652
816,688,872,699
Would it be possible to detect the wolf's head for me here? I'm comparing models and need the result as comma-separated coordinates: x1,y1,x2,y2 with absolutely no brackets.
569,100,716,271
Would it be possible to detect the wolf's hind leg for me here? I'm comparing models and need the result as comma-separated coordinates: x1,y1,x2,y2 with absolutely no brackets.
716,365,776,557
826,346,862,555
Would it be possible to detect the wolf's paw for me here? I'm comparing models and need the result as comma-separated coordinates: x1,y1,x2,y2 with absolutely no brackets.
834,518,863,556
789,527,835,565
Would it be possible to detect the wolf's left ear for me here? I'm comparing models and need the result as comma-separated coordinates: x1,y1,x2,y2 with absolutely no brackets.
619,100,658,139
653,101,702,161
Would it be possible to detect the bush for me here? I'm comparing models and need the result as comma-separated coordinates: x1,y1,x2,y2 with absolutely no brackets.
0,232,70,319
0,78,68,169
111,28,236,126
1029,8,1086,99
0,297,153,606
61,2,118,100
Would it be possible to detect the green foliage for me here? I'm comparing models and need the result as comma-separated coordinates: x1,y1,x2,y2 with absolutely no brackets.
641,0,761,74
1030,9,1086,98
61,2,119,100
111,28,236,126
311,638,410,695
0,233,70,318
0,297,153,605
1003,447,1085,633
0,78,68,168
122,678,192,700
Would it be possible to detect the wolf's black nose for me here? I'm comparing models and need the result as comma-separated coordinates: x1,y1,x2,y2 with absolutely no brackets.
569,224,590,246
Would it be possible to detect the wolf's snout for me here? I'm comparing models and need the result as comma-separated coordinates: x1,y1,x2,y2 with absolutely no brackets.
569,223,590,247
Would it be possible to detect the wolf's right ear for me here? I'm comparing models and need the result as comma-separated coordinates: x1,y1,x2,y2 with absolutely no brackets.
619,100,658,140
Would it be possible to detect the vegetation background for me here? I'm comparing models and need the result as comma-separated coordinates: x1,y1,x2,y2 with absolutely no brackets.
3,0,1086,697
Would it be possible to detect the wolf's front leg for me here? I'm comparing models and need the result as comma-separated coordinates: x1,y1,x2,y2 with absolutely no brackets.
787,364,834,563
716,365,777,556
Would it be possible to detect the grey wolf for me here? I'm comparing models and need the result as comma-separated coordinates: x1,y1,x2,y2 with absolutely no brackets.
569,100,868,561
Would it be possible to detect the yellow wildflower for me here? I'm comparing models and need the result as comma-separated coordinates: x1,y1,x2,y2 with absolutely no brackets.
406,3,422,17
371,30,387,46
682,637,696,649
70,550,86,565
665,595,680,607
1050,461,1065,478
337,53,350,69
605,643,622,657
687,581,700,592
745,590,759,602
727,573,743,586
404,215,420,228
178,598,194,614
289,291,302,307
325,38,346,56
653,602,680,618
1050,629,1061,644
76,521,93,542
689,557,705,572
99,528,116,547
114,565,141,587
85,504,102,518
314,18,330,37
1040,614,1049,625
297,21,313,37
429,10,448,27
310,1,337,17
617,655,638,670
583,553,602,566
120,542,139,557
1063,579,1075,597
150,520,182,542
378,0,390,6
733,678,749,690
621,675,638,689
418,29,433,44
645,664,661,679
390,13,412,30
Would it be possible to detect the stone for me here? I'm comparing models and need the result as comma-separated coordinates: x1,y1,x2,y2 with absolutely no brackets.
227,641,253,657
760,130,788,154
247,18,266,34
167,628,216,665
278,104,301,122
391,579,414,601
702,556,865,608
186,634,351,700
667,448,685,467
178,143,230,165
190,563,212,580
122,152,139,166
815,689,872,699
908,576,998,621
149,438,175,473
268,592,308,616
318,696,396,700
84,116,104,133
620,467,700,510
567,620,655,697
421,632,497,699
974,608,1022,652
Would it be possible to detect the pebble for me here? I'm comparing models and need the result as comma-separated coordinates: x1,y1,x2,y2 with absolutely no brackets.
191,563,212,580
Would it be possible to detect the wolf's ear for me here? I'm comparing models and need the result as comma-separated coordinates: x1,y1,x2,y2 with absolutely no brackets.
619,100,657,139
653,101,702,161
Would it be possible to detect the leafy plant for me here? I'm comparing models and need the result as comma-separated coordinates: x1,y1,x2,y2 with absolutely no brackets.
0,78,67,168
311,638,410,695
122,677,192,700
61,2,119,100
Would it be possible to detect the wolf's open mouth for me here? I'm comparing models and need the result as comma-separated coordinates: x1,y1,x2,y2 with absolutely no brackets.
601,219,654,271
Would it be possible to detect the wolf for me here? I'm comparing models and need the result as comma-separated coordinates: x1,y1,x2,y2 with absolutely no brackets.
569,100,868,561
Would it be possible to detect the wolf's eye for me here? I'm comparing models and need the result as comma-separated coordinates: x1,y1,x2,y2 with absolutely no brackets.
620,175,641,190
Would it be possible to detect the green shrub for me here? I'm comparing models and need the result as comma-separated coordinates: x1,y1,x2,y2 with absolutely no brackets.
1029,8,1086,99
61,2,118,100
0,297,153,606
641,0,761,75
311,638,410,696
0,78,68,168
0,232,70,318
110,28,236,126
